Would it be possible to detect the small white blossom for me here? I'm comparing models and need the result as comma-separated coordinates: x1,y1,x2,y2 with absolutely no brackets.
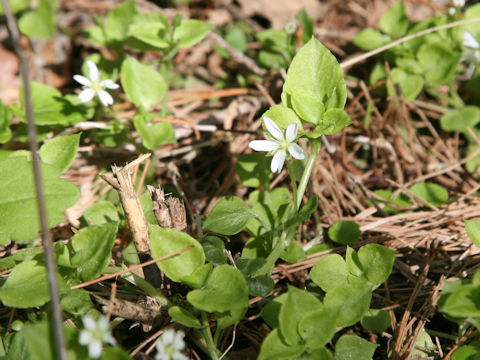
73,60,119,106
249,116,305,173
462,31,480,78
284,21,298,35
78,315,117,358
449,0,465,15
155,329,188,360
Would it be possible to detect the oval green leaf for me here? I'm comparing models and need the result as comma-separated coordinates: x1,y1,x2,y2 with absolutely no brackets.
149,224,205,283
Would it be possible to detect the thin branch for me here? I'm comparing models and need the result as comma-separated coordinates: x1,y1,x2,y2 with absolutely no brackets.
70,245,194,290
341,17,480,69
0,1,67,359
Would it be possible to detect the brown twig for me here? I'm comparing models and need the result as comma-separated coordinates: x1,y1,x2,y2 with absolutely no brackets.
70,245,193,290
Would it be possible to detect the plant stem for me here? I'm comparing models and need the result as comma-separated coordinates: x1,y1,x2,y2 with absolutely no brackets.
201,312,219,360
286,160,298,208
1,1,67,359
296,139,321,210
448,80,464,108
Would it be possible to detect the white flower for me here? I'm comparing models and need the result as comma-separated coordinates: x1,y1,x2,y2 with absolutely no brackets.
249,116,305,173
155,329,188,360
78,315,117,358
73,60,119,106
449,0,465,15
462,31,480,78
284,21,297,35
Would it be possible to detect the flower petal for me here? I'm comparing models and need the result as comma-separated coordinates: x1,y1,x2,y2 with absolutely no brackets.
467,63,476,79
173,353,189,360
101,79,119,89
73,75,92,87
453,0,465,7
249,140,279,152
288,143,305,160
98,90,114,106
82,316,97,330
88,340,103,358
463,31,480,49
271,150,286,173
86,60,99,82
285,122,298,142
263,116,284,141
78,88,95,103
78,330,92,345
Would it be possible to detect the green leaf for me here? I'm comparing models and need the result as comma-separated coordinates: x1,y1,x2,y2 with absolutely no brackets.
466,219,480,248
121,57,167,111
225,27,248,52
18,0,58,39
418,43,460,86
357,244,395,288
379,1,408,38
82,200,119,226
40,133,80,173
328,221,361,245
310,254,349,292
261,105,303,131
168,306,204,328
61,289,94,315
295,9,315,44
71,222,118,281
104,0,138,42
334,335,378,360
127,13,169,49
282,38,347,119
409,182,449,207
439,283,480,318
133,115,176,150
216,306,247,331
390,68,424,101
440,106,480,134
236,153,271,188
247,275,274,297
279,286,322,346
259,293,288,329
0,0,30,14
150,224,205,283
182,263,212,288
307,109,352,138
258,50,289,70
20,82,62,125
0,260,68,308
187,264,249,312
299,305,338,349
201,236,227,264
452,342,480,360
258,329,306,360
0,247,43,270
0,100,12,143
323,277,372,327
373,189,412,214
102,347,133,360
0,156,79,244
353,29,391,50
360,309,391,334
246,188,291,236
204,196,254,235
173,19,213,48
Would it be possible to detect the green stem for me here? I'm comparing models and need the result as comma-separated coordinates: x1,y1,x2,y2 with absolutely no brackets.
425,86,462,109
296,139,321,210
253,229,291,276
448,80,464,108
200,312,219,360
286,160,298,209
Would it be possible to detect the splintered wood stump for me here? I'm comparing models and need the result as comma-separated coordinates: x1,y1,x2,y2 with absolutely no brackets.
100,154,162,286
147,185,188,232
